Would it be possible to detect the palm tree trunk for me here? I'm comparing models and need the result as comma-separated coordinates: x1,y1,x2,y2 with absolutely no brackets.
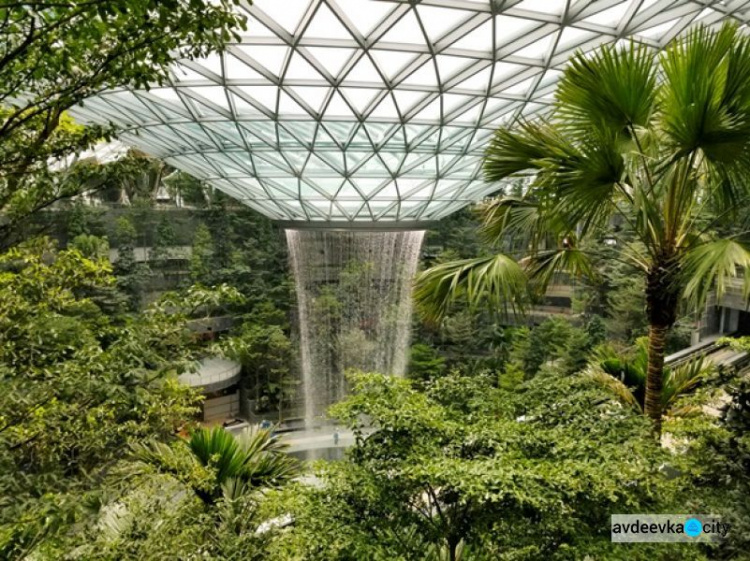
644,324,669,434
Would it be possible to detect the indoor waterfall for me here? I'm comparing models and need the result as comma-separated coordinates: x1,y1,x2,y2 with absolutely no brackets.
285,229,425,426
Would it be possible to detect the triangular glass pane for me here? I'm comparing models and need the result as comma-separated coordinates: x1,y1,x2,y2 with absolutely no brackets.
501,76,537,96
351,177,385,198
315,178,345,198
557,26,599,51
491,61,526,85
236,85,278,111
225,53,265,81
451,19,494,52
349,125,372,149
340,87,381,114
284,53,321,81
393,90,428,117
452,101,485,124
342,0,394,37
513,0,567,17
357,158,390,180
248,46,289,76
370,49,419,81
189,86,230,111
279,91,309,116
313,126,339,149
150,87,181,104
185,97,223,119
583,1,633,26
378,10,424,45
635,19,679,40
410,184,435,200
317,150,346,173
412,97,441,121
368,95,399,119
288,86,330,113
514,33,554,59
443,93,478,117
436,55,472,84
277,125,300,147
306,47,356,79
400,60,437,87
370,181,398,199
337,181,363,200
344,55,382,83
253,0,309,34
403,124,431,144
494,15,540,48
194,53,222,76
323,120,358,144
305,3,352,40
380,152,403,174
396,177,425,195
282,120,316,144
242,10,276,39
346,151,372,170
305,153,339,176
324,91,356,118
416,5,468,43
452,65,493,92
172,63,210,83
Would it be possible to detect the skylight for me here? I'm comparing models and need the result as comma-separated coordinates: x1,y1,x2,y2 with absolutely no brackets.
71,0,749,223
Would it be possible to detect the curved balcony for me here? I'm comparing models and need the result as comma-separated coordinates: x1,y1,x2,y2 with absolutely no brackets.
179,357,241,393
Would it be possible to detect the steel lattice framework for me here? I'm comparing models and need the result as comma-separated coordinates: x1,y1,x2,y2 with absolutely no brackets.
71,0,750,223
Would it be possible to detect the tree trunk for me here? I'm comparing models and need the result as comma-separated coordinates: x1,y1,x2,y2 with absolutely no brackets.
448,539,457,561
644,323,669,434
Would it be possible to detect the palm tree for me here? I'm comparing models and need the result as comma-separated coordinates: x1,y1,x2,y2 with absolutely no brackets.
133,425,298,505
583,339,712,415
415,24,750,433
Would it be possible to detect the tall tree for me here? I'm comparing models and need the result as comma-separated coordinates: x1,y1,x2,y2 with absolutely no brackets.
415,24,750,433
0,0,245,246
0,240,203,556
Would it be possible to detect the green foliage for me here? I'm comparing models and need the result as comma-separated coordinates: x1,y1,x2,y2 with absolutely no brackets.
113,216,148,310
189,207,293,316
66,200,106,238
407,343,446,384
415,24,750,427
271,370,700,560
149,214,177,269
190,221,214,282
164,170,210,208
70,233,110,259
0,1,246,247
221,320,296,416
132,426,298,506
584,340,713,413
0,240,205,557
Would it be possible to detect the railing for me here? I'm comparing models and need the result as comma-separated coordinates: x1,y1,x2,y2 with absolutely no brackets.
179,358,241,389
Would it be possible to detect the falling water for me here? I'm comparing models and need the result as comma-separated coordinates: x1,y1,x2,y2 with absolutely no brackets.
285,229,425,426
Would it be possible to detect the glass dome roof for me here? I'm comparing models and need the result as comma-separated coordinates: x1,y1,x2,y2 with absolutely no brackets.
71,0,749,224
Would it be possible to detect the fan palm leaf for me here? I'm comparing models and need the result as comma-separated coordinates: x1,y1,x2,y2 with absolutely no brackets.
132,425,298,506
414,22,750,432
413,254,528,325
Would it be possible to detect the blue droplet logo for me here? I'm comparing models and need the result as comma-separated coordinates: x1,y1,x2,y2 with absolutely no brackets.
685,518,703,537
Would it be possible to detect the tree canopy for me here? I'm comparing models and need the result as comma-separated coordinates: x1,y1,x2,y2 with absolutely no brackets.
415,23,750,431
0,0,245,246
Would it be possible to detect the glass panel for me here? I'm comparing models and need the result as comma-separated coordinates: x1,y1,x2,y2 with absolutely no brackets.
73,0,729,224
305,3,352,40
306,47,356,78
253,0,309,34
